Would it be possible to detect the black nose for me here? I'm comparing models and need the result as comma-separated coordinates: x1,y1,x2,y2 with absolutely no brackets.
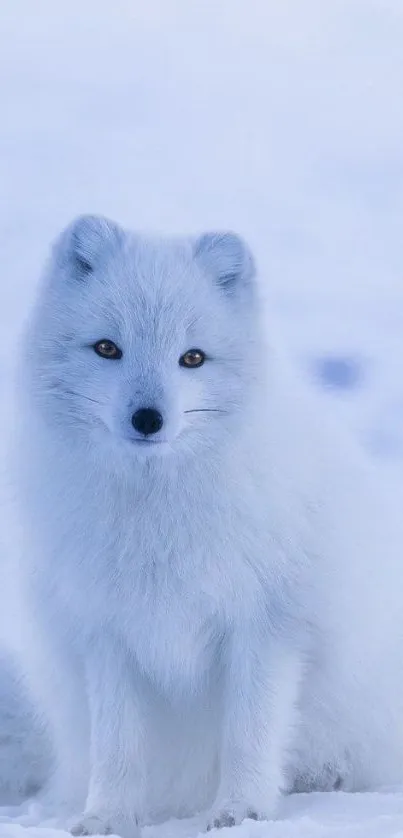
132,407,164,436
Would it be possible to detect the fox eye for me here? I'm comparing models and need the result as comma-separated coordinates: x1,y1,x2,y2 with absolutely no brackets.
179,349,205,368
94,340,122,360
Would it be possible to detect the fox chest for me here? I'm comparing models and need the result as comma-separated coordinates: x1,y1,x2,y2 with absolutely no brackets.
112,566,224,691
56,497,266,688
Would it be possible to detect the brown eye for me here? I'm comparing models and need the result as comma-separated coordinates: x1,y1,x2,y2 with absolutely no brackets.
179,349,206,368
94,340,122,360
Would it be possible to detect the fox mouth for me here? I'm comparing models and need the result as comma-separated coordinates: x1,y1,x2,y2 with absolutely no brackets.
131,438,167,446
128,437,171,456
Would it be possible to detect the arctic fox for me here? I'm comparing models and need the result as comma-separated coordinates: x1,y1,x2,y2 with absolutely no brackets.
11,215,403,837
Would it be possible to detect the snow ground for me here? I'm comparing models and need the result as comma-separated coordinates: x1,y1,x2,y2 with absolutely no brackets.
0,0,403,835
3,790,403,838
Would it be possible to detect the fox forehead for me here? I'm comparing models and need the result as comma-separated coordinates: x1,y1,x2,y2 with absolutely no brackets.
65,238,228,343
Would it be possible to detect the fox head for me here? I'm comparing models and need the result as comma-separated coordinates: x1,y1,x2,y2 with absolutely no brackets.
25,215,263,460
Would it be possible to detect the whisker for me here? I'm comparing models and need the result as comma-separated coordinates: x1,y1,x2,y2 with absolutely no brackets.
184,409,227,414
63,390,103,406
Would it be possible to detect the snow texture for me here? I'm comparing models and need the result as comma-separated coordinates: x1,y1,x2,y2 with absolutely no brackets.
0,0,403,836
3,791,403,838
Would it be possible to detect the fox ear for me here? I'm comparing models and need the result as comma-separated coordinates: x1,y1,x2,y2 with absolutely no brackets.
193,232,255,293
53,214,123,279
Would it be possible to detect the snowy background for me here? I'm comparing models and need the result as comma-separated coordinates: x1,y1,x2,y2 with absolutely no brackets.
0,0,403,835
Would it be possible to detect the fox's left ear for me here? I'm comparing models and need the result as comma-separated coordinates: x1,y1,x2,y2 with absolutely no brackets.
193,232,255,294
53,214,124,280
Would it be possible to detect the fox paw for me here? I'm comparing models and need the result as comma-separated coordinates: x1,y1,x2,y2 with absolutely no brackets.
207,799,273,830
71,812,140,838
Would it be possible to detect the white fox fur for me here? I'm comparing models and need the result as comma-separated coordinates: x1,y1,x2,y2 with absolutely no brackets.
8,215,403,837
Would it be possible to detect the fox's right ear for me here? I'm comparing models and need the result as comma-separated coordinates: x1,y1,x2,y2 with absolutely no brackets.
193,231,255,296
52,214,124,279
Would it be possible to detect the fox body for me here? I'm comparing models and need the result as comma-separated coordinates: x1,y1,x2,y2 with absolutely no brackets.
12,216,403,837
